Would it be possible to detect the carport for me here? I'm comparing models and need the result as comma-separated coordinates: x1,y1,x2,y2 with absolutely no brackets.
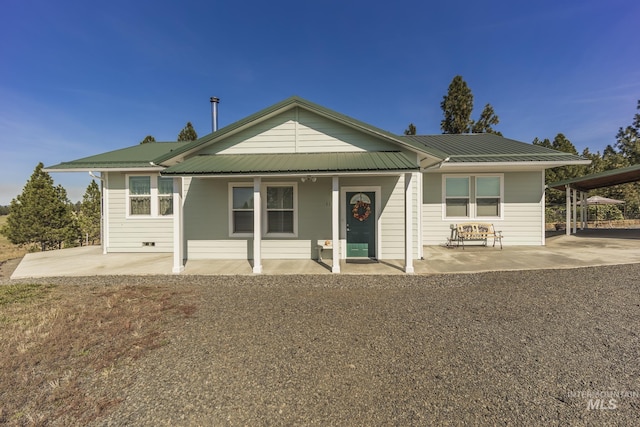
548,164,640,235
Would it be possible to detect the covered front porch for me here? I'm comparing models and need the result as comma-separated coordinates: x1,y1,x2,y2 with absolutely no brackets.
165,152,424,275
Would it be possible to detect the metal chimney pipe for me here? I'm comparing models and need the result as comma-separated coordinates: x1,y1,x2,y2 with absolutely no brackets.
210,96,220,132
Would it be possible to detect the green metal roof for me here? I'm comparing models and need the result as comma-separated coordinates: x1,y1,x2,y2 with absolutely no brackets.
46,142,183,170
548,164,640,191
152,96,447,164
402,134,587,163
161,152,418,176
46,100,588,174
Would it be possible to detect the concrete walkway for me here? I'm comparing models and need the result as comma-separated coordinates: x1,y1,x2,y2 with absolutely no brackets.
10,229,640,279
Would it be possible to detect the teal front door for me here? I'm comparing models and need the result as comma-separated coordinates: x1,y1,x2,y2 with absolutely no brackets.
346,191,376,258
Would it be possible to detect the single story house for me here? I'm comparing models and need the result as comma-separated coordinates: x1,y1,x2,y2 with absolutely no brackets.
46,96,589,273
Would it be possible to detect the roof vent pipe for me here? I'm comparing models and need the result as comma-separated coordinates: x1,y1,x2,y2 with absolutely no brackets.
210,96,220,132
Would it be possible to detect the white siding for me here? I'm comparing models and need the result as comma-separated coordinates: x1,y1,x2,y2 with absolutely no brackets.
197,107,398,155
187,239,324,260
379,175,405,259
339,175,419,260
378,172,421,259
262,240,314,259
187,240,247,259
106,172,173,253
502,172,545,245
422,171,544,246
182,177,334,260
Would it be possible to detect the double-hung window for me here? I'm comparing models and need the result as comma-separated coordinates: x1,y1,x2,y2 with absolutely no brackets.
231,186,254,234
129,176,152,216
229,183,297,236
266,186,294,234
445,177,470,218
158,177,174,216
127,175,174,217
443,175,503,219
476,176,501,217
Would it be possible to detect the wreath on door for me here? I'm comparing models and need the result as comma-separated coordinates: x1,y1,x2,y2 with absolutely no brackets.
352,200,371,221
350,193,372,222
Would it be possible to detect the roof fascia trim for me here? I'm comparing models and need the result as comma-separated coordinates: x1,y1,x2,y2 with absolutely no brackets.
434,160,591,169
160,169,418,178
44,167,165,173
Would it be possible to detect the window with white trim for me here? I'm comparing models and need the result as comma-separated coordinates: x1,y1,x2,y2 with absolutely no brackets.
158,177,174,216
228,182,298,236
129,176,152,215
266,185,294,234
476,176,501,217
231,186,254,234
127,175,174,217
445,176,470,218
443,175,503,219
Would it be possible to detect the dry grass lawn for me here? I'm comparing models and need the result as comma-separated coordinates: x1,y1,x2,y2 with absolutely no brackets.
0,282,197,425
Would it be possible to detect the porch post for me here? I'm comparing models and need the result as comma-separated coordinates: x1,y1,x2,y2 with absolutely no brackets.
331,176,340,273
585,192,589,229
172,177,184,273
580,191,586,230
541,170,546,246
565,185,571,236
253,177,263,274
572,189,578,234
404,172,415,273
417,171,424,259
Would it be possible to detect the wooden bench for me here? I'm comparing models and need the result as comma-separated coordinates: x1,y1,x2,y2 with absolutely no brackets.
317,240,333,261
455,223,503,249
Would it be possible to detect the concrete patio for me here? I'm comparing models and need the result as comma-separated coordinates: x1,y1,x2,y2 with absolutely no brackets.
9,229,640,279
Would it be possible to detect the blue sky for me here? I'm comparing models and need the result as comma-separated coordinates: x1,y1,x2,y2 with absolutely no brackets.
1,0,638,204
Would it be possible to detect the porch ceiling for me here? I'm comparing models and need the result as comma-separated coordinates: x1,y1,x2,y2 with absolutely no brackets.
161,152,419,176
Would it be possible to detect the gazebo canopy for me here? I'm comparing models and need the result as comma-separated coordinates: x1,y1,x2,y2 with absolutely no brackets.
577,195,625,205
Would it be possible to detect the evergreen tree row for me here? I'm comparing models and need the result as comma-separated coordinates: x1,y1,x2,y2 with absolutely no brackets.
1,119,201,251
0,164,101,251
140,121,199,144
407,75,640,220
533,101,640,220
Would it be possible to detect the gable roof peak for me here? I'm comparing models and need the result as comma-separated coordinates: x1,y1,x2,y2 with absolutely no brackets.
152,96,445,165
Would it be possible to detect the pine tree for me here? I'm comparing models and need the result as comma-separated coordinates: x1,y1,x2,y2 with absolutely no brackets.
440,75,501,135
472,104,502,135
140,135,156,144
78,180,102,245
534,134,586,205
1,163,75,251
580,147,605,175
58,184,81,249
404,123,417,135
177,122,198,142
614,100,640,165
440,75,474,134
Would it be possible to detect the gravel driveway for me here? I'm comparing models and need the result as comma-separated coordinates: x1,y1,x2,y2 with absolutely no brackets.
8,264,640,425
